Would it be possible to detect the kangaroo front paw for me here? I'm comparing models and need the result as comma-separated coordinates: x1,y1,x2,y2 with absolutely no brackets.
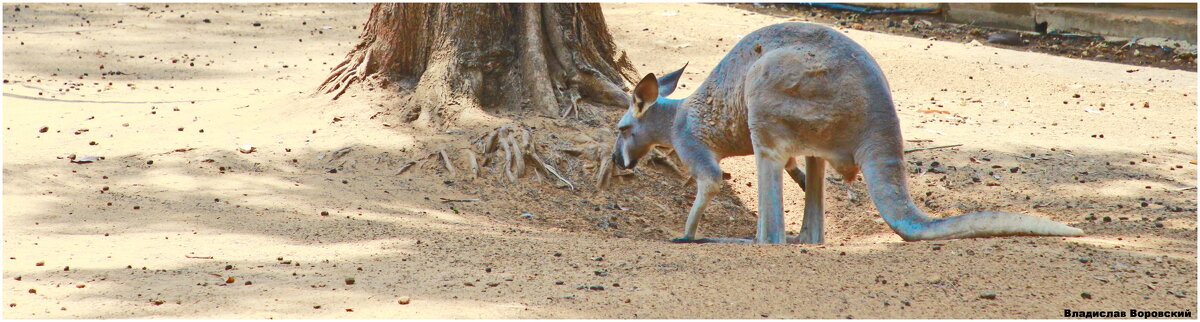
672,237,755,244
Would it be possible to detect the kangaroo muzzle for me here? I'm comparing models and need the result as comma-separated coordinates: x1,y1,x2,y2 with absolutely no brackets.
612,137,640,170
612,147,638,169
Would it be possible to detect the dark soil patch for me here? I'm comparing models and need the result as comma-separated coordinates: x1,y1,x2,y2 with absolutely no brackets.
730,3,1197,72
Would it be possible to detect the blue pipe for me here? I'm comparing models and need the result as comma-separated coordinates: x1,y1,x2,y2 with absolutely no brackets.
797,3,937,15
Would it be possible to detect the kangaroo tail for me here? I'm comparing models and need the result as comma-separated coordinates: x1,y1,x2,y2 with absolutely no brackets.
856,143,1083,241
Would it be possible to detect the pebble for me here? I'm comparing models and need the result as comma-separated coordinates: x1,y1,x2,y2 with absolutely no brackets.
986,32,1022,46
398,296,410,305
1081,292,1093,299
979,292,997,300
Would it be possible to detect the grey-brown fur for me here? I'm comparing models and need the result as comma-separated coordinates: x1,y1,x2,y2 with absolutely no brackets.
612,23,1083,244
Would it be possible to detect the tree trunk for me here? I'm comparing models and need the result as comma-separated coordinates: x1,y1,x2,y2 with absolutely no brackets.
318,3,638,127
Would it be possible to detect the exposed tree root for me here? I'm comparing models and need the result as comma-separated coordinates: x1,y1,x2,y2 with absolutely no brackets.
411,125,579,189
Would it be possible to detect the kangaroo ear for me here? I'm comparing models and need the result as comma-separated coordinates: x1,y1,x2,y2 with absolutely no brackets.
656,62,688,98
632,73,659,116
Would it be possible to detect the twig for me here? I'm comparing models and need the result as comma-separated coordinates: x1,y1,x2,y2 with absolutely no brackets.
650,149,686,177
903,144,963,154
394,161,416,175
439,149,457,176
185,255,214,259
1177,186,1196,191
528,151,575,190
465,149,480,178
440,198,480,203
595,157,613,189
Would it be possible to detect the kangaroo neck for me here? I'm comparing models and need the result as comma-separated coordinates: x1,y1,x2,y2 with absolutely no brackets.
647,97,684,148
671,91,755,158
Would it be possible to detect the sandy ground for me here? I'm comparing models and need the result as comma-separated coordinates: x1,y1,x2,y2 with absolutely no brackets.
3,3,1197,319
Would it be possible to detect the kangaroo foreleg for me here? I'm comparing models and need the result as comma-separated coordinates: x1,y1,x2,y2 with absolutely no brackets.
672,144,725,243
677,175,719,241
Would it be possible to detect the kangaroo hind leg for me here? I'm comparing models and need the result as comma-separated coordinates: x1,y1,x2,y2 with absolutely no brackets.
754,152,788,244
791,156,825,244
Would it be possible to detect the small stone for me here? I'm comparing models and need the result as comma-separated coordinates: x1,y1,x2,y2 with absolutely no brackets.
486,282,500,287
345,277,355,285
1078,258,1090,263
986,32,1022,46
398,296,411,305
979,292,997,300
38,126,48,133
555,280,565,285
1081,292,1093,299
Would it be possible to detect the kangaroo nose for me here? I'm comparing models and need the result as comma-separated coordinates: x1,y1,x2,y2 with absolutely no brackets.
613,151,637,170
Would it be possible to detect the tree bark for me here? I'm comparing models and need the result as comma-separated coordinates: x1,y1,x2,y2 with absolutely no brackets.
318,3,637,126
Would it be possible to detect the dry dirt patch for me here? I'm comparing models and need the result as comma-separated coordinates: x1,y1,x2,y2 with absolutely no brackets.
3,3,1196,318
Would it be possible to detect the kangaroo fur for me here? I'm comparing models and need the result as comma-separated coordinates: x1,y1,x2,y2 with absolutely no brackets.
610,23,1084,244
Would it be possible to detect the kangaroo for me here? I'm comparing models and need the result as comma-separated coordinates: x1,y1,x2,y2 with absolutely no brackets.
610,23,1083,244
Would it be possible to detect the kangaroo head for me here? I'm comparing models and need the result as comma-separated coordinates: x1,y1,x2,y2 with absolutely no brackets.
612,64,687,170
